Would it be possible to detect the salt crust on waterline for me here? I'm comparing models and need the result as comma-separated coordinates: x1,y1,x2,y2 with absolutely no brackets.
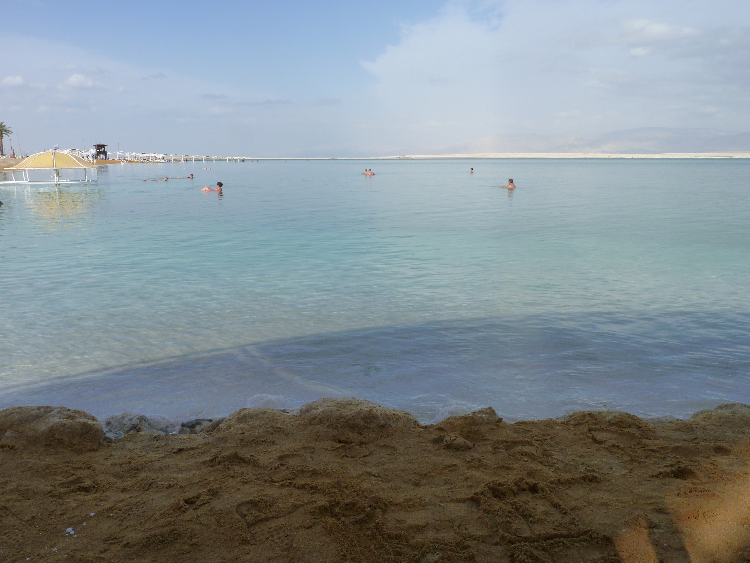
2,400,750,452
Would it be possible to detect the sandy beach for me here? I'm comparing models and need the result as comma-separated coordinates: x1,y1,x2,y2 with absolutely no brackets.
2,398,749,562
0,157,117,170
0,157,22,170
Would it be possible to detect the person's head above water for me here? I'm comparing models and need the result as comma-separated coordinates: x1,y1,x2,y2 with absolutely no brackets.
217,182,223,188
508,179,513,183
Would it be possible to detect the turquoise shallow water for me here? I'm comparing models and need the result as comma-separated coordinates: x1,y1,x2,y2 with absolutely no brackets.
1,158,748,422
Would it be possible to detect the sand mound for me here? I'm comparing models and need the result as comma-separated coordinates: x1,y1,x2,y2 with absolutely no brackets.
561,410,654,430
430,407,502,449
690,402,750,427
210,407,293,435
299,397,419,430
0,406,103,451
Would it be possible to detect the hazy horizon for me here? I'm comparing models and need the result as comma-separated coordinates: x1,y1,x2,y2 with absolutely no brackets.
2,0,749,157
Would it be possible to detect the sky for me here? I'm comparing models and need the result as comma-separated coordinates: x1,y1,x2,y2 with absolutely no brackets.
1,0,749,157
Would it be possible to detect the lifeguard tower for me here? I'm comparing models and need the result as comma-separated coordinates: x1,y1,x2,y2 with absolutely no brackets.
94,144,108,160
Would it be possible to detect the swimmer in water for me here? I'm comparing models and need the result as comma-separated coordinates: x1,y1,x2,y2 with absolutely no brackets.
501,178,516,189
201,182,223,193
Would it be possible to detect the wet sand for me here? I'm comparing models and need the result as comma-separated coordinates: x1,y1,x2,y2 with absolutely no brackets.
2,398,749,562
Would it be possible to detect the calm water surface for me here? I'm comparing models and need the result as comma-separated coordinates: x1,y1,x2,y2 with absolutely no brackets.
1,158,748,422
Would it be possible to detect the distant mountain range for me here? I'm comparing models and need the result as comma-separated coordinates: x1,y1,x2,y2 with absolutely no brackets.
435,128,750,155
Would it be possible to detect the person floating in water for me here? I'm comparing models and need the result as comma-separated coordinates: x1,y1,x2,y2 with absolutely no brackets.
143,177,169,182
364,169,375,176
171,174,194,179
201,182,223,193
501,178,516,189
470,168,474,173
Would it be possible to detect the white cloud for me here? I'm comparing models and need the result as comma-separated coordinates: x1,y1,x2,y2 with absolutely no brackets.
629,47,652,56
618,19,700,43
2,75,25,87
361,4,509,150
59,73,102,90
359,0,750,151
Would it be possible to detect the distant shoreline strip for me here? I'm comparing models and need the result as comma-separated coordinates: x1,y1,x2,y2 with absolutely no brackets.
4,152,750,170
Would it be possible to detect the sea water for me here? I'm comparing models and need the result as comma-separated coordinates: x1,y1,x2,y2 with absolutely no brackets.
1,158,748,423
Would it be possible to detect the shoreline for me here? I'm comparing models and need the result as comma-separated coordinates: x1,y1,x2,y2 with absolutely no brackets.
0,392,726,430
3,152,750,170
374,151,750,159
49,400,750,436
2,398,750,562
192,152,750,160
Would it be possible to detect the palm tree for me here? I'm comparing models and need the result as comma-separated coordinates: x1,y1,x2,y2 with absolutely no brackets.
0,122,13,157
